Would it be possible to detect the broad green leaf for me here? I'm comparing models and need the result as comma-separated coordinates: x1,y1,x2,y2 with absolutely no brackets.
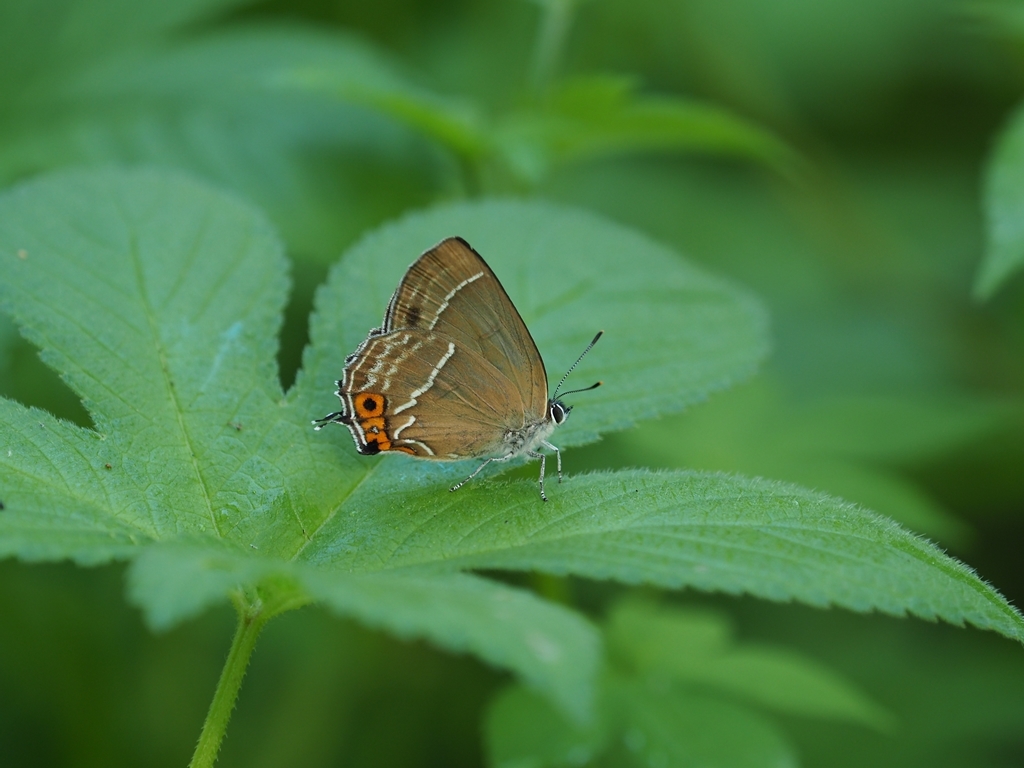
978,103,1024,299
0,399,146,564
579,379,1007,544
0,167,289,547
3,169,1023,737
485,684,609,768
0,168,597,717
607,599,891,729
128,538,599,720
286,462,1024,644
613,681,798,768
496,76,800,184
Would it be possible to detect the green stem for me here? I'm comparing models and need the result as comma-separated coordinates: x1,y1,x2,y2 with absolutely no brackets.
531,0,577,94
188,592,269,768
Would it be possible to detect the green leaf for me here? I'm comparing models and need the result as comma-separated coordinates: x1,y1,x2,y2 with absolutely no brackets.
496,75,801,184
978,103,1024,299
606,599,892,729
0,0,250,95
0,167,289,553
0,399,147,564
128,537,599,720
485,597,888,768
3,169,1022,737
584,380,1009,544
306,569,599,723
612,680,798,768
288,463,1024,644
963,2,1024,43
0,168,601,717
485,684,609,768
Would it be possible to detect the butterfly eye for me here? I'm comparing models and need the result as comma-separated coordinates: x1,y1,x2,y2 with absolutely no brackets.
550,401,571,424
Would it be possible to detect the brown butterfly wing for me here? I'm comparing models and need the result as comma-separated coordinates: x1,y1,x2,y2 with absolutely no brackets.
383,237,549,421
341,328,525,459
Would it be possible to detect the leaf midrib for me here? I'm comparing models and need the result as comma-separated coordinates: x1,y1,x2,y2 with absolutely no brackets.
289,463,383,562
127,230,221,538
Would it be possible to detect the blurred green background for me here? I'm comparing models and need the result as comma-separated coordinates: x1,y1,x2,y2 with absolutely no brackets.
1,0,1023,765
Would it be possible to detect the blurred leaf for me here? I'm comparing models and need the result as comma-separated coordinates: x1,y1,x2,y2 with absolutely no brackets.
964,2,1024,41
612,680,798,768
607,599,892,729
496,75,800,184
282,61,796,186
979,102,1024,299
485,684,609,768
736,597,1024,768
269,31,487,159
0,25,443,263
0,0,251,93
485,596,889,768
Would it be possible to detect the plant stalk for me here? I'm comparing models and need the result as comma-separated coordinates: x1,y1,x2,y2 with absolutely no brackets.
531,0,577,94
188,593,268,768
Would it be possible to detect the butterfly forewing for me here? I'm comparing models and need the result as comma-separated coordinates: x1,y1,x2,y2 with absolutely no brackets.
384,237,549,420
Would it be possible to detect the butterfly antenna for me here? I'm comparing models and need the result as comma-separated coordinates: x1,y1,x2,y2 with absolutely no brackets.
558,381,603,398
552,331,603,399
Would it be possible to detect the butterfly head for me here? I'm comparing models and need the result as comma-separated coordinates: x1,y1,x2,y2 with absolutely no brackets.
549,399,572,425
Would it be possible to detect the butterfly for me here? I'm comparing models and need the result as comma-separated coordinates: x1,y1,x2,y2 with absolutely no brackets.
313,236,601,500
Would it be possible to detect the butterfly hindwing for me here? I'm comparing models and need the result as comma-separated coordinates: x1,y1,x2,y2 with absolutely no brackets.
340,328,526,459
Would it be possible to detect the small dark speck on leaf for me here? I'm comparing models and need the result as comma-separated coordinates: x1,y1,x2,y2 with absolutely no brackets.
104,463,112,469
0,501,5,511
230,422,243,431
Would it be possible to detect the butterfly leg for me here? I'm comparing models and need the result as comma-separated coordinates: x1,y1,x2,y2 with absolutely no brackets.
450,453,514,493
528,450,548,501
541,440,562,483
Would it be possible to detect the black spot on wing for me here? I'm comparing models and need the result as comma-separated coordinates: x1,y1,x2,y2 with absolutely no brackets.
357,441,381,455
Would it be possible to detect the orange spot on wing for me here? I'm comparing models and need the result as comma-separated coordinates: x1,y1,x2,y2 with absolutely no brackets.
355,392,385,418
362,430,391,452
361,417,386,432
359,413,392,452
